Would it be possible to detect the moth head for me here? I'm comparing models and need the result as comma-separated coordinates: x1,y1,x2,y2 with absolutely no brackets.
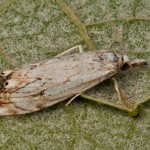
120,54,147,71
120,54,131,71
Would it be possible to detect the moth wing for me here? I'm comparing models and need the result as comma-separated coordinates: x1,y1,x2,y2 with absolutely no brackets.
0,51,119,115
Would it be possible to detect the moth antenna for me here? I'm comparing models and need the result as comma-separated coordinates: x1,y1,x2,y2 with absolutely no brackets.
99,11,120,51
117,26,127,54
107,23,118,50
107,22,127,55
102,10,127,54
107,34,118,50
99,11,109,22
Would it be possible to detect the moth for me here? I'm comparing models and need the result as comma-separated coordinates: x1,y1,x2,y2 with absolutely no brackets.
0,45,147,115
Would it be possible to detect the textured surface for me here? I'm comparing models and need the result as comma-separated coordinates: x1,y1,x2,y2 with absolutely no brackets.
0,0,150,149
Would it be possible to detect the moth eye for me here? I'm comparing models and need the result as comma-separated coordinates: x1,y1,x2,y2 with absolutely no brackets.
121,63,129,71
5,82,9,85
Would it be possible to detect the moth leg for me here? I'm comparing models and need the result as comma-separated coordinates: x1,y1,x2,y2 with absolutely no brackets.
111,78,140,116
112,78,132,110
56,45,83,57
112,78,123,104
65,92,83,106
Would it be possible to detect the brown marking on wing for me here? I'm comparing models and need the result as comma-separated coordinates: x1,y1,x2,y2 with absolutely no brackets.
36,102,46,109
32,89,45,97
6,108,18,115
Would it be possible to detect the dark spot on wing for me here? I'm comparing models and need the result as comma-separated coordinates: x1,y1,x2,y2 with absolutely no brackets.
30,65,37,70
98,56,104,60
32,89,45,97
36,77,42,80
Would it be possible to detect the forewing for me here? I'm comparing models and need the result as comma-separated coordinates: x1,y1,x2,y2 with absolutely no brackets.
0,51,119,115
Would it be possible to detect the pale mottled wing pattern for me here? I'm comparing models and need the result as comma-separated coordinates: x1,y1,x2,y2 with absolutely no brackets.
0,50,120,115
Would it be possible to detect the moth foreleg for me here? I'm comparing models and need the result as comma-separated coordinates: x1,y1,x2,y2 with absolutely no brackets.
112,78,123,104
112,78,133,111
56,45,83,57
